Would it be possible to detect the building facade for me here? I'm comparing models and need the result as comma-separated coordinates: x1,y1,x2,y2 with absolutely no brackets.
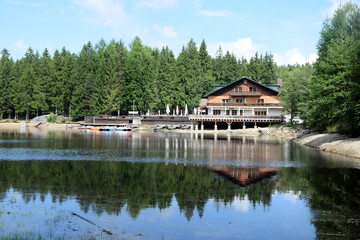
189,77,283,130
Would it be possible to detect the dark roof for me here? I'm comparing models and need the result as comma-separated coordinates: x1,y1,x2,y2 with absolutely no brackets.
204,77,279,97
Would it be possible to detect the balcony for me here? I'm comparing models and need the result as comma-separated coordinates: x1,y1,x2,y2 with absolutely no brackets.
189,114,282,122
207,103,283,107
230,91,261,97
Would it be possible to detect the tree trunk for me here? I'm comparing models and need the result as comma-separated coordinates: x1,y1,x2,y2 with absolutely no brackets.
8,112,11,119
26,109,29,121
118,105,120,116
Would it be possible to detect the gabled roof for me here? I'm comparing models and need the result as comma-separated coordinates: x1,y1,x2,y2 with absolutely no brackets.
204,77,279,97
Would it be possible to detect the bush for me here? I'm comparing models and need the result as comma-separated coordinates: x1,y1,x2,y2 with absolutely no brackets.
46,115,57,123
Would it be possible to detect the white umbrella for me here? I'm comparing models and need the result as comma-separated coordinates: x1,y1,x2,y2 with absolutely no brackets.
166,104,170,115
176,105,179,115
185,104,188,115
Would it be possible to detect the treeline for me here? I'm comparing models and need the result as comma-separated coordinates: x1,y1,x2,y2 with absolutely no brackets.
0,37,278,120
279,3,360,135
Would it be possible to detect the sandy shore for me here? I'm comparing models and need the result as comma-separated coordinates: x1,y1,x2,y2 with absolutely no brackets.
0,121,80,129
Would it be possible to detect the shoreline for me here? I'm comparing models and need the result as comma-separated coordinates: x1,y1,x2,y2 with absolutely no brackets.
295,132,360,159
0,122,359,159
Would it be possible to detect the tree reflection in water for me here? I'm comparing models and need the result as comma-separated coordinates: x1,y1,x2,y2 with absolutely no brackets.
0,160,279,220
0,130,360,238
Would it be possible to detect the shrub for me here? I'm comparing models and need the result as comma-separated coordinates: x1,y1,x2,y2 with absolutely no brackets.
47,115,57,123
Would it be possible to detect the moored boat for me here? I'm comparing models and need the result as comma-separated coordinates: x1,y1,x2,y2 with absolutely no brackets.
115,125,132,131
99,126,116,131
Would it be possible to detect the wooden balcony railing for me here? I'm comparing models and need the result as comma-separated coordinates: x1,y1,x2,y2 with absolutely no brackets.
230,91,261,97
189,115,282,122
207,103,283,107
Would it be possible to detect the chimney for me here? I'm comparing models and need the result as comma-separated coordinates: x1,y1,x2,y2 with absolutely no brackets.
277,79,283,87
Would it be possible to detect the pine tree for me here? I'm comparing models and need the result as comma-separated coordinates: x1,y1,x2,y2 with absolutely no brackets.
175,39,202,109
212,46,225,84
17,48,37,120
198,40,215,96
124,37,156,113
0,49,14,119
71,42,97,119
155,46,176,112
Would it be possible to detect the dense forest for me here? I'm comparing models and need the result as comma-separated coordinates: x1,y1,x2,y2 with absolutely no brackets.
0,37,281,120
0,3,359,134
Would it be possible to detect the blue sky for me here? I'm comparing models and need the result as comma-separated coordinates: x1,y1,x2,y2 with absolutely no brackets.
1,0,357,65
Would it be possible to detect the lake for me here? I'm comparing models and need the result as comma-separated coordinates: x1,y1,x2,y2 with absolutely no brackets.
0,128,360,239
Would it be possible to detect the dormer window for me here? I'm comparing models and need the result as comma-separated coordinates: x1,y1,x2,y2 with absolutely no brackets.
235,87,242,93
249,87,257,92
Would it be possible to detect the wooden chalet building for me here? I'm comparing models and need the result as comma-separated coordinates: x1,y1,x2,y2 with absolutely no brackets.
189,77,283,130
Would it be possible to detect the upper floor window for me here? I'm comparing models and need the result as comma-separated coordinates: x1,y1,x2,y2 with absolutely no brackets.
249,87,257,92
222,99,229,103
213,110,221,115
235,87,242,93
236,99,245,103
257,99,264,103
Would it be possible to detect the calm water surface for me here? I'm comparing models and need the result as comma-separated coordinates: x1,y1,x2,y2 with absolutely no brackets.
0,128,360,239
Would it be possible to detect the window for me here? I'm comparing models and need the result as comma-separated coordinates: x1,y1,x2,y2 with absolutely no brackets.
257,99,264,103
226,110,230,115
249,87,257,92
235,87,242,93
254,110,267,116
213,110,221,115
222,99,229,103
239,110,243,115
232,110,237,115
236,99,245,103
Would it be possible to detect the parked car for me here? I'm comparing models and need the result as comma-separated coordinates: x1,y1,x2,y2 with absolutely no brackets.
292,117,304,124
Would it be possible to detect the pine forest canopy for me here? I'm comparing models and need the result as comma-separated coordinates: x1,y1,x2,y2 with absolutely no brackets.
0,37,282,120
2,0,359,137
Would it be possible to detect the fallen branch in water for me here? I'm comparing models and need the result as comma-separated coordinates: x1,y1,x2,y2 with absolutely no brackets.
71,211,113,235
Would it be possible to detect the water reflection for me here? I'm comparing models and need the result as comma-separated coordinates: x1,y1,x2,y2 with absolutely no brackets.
0,129,360,239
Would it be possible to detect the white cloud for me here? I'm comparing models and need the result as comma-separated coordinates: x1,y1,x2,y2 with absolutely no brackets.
274,48,318,65
283,191,300,204
14,40,28,51
152,24,178,39
209,38,260,60
74,0,128,27
321,0,359,18
232,196,250,212
138,0,178,10
199,9,232,17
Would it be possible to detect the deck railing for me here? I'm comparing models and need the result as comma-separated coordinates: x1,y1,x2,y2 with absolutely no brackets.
207,103,282,107
189,114,282,122
230,91,262,97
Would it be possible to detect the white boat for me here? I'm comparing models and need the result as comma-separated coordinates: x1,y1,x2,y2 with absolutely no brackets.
115,125,132,131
